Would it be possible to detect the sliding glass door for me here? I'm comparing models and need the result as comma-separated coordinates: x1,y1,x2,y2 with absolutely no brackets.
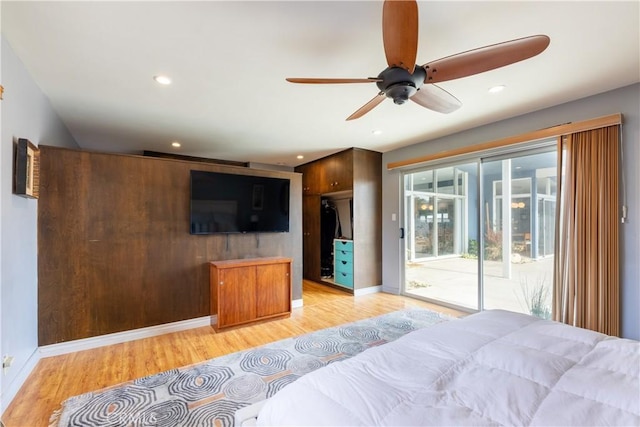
403,163,479,310
402,144,557,317
481,150,556,317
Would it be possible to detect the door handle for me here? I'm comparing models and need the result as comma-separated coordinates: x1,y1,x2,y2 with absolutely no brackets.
400,227,405,239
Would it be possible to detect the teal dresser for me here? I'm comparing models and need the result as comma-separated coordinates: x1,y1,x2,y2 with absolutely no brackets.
334,239,354,289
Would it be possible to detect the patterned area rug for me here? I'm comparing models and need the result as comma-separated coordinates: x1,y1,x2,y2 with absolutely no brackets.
51,308,451,427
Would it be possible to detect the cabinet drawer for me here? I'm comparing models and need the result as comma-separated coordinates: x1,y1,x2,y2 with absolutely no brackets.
335,258,353,274
334,239,353,252
334,249,353,263
334,271,354,288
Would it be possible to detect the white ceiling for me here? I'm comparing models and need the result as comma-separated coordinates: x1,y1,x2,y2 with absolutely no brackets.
2,1,639,167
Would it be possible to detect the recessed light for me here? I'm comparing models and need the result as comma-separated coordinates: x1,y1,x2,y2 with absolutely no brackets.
372,129,382,135
154,75,172,85
489,85,506,94
171,141,181,148
296,155,304,160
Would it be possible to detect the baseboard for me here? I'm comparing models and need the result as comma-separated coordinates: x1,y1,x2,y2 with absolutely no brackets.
39,316,214,358
292,298,303,309
1,348,40,414
354,285,382,296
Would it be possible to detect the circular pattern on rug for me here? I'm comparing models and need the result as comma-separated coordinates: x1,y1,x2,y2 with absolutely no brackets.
375,316,415,331
339,341,367,355
239,348,292,376
184,399,246,427
266,374,299,398
294,334,341,357
136,399,189,427
134,369,180,388
68,385,156,427
167,365,233,401
339,325,381,342
223,374,266,401
287,355,325,375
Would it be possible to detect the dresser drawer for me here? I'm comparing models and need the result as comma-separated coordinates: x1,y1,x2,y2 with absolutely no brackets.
335,258,353,274
334,271,354,288
334,249,353,263
334,239,353,252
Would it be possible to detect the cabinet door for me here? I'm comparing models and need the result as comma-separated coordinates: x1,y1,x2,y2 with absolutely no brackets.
320,150,353,193
316,156,332,194
256,262,291,318
217,266,257,328
297,163,321,195
302,196,321,281
329,149,353,192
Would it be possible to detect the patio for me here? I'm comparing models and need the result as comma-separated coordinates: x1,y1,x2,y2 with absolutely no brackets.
405,256,554,316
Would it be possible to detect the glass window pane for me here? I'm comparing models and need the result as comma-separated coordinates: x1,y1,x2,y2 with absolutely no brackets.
482,151,556,319
412,170,433,192
435,167,454,194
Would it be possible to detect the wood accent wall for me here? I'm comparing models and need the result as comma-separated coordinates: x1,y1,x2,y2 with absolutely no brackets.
37,146,302,345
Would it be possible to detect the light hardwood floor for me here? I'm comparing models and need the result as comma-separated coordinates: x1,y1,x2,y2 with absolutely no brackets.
2,281,463,427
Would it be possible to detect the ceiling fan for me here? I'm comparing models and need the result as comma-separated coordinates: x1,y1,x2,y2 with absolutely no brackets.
286,0,550,121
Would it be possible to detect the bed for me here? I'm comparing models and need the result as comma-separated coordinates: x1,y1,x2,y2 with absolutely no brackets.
247,309,639,426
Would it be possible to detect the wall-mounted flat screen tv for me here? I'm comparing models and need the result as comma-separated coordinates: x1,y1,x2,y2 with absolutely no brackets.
190,170,290,234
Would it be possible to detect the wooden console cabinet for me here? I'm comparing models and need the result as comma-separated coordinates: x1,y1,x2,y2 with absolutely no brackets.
210,257,292,330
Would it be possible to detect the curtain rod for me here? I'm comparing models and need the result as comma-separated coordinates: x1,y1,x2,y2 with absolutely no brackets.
387,113,623,170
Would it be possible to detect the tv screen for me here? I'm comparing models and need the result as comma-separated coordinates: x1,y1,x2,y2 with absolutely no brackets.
190,170,290,234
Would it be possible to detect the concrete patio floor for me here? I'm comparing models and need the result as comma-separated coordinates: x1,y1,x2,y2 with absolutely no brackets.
405,256,554,315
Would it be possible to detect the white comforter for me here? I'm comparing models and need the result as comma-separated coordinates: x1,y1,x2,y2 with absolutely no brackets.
256,309,640,426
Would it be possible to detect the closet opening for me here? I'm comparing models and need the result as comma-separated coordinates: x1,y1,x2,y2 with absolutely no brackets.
320,191,353,288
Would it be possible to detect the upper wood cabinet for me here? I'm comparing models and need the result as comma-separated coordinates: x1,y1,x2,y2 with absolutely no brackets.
318,149,353,193
299,162,320,195
298,149,355,195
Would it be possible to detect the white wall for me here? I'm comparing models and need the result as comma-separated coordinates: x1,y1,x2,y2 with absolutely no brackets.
382,84,640,340
0,36,78,413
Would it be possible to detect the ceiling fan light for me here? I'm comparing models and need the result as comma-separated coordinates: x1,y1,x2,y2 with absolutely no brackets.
386,83,416,105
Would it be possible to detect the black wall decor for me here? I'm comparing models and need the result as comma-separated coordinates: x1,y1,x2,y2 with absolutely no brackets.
14,138,39,199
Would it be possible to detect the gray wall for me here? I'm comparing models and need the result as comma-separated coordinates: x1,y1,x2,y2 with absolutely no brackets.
0,36,79,411
382,83,640,340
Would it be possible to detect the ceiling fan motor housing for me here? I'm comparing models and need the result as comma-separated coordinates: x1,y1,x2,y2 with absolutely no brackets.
377,66,426,104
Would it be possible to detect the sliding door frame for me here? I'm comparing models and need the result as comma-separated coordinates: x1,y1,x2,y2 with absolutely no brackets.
400,139,557,313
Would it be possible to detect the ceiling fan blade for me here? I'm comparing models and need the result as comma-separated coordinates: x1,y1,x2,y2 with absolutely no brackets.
382,0,418,73
423,35,551,83
410,84,462,114
346,92,386,121
286,78,381,84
